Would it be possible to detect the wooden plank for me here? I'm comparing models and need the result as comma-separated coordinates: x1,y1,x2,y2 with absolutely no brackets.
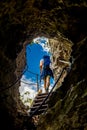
30,108,47,115
30,104,48,110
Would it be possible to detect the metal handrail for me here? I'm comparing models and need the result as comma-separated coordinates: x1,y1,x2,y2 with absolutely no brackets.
21,80,37,85
26,69,39,91
0,66,40,93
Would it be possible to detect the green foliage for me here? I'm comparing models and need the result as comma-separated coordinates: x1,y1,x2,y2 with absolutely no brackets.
20,91,33,108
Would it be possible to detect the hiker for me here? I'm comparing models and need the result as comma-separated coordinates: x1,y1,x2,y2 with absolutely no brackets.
40,55,54,93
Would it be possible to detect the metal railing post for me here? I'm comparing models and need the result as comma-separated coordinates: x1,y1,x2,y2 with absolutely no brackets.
36,74,39,92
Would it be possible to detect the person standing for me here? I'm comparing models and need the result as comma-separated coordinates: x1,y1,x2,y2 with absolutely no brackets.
40,55,54,93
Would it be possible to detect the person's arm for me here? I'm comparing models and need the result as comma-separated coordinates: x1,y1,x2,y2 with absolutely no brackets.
40,59,43,72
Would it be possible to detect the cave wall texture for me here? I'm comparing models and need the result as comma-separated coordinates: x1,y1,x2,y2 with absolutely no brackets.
0,0,87,130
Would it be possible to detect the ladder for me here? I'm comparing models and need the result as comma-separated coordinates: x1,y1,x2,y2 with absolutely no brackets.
29,93,49,116
29,67,67,118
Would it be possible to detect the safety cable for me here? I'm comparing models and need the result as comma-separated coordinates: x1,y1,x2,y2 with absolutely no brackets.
0,66,27,93
29,67,67,118
21,80,37,85
0,65,39,93
27,69,39,76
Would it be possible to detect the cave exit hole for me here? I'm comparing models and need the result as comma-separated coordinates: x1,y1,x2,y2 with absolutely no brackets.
19,36,54,108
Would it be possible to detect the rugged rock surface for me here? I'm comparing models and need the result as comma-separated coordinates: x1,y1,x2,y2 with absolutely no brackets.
37,36,87,130
0,0,87,130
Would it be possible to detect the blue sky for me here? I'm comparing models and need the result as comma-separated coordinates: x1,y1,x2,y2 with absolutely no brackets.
25,38,50,81
26,43,45,79
19,36,54,103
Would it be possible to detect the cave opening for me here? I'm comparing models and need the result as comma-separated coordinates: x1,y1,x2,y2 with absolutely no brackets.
0,32,73,130
19,36,55,111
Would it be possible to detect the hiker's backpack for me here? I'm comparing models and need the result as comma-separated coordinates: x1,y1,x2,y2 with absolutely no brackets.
43,55,51,68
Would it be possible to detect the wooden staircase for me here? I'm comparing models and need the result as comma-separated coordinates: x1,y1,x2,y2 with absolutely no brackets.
29,93,49,116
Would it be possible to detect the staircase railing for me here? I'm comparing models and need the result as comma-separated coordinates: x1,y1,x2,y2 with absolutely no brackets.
26,69,39,92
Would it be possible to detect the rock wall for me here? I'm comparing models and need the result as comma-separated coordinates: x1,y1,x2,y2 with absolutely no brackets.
49,34,73,77
0,0,87,130
37,35,87,130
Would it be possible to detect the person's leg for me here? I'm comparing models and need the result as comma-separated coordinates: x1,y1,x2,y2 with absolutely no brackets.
46,76,50,92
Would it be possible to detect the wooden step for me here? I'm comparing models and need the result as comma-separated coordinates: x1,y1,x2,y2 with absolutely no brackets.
32,102,48,107
36,95,48,99
30,108,47,115
34,98,46,103
31,100,48,109
34,94,49,102
37,92,48,96
30,104,48,111
29,92,50,116
31,102,43,106
35,93,48,100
